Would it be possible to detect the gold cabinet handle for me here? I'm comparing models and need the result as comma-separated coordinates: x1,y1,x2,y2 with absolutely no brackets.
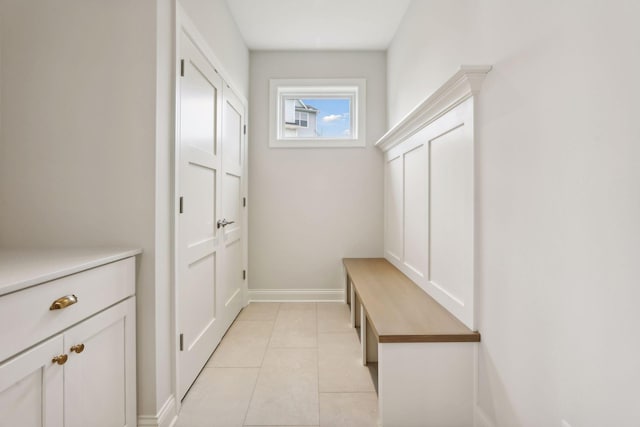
70,344,85,354
52,354,68,365
49,294,78,310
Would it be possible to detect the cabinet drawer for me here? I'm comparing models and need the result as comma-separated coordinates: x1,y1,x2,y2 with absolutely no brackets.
0,257,134,362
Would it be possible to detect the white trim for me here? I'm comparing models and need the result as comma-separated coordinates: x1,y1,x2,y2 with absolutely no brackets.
248,288,345,302
269,78,366,148
375,65,491,152
475,405,496,427
138,395,178,427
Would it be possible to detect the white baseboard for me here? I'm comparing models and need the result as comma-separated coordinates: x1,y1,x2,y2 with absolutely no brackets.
475,405,496,427
138,395,178,427
248,288,345,302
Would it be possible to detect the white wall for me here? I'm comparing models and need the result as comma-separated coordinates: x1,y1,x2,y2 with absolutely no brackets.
0,1,153,252
249,51,385,296
179,0,249,99
0,0,167,418
0,0,247,423
0,0,183,422
388,1,640,426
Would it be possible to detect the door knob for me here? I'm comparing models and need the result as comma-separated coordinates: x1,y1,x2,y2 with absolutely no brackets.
70,344,85,354
52,354,68,365
217,219,235,229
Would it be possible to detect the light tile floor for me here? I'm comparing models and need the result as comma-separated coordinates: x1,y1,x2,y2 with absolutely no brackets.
176,302,379,427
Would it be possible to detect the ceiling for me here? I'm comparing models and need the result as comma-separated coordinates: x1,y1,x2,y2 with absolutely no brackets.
224,0,412,50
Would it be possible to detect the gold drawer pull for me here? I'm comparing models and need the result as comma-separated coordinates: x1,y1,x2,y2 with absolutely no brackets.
70,344,85,354
49,294,78,310
52,354,68,365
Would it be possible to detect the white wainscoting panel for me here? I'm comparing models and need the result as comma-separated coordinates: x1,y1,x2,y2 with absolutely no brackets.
377,66,491,330
427,105,474,327
403,143,428,279
385,155,404,263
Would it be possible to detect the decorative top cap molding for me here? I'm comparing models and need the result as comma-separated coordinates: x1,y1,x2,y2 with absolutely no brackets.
375,65,492,152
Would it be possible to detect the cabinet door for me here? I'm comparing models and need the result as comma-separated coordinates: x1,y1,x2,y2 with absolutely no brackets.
0,336,64,427
63,298,136,427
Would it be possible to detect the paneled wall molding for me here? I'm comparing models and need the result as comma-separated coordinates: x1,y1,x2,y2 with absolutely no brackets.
380,64,492,330
375,65,491,152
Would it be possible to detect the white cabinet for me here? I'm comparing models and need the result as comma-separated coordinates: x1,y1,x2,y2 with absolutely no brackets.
0,250,138,427
0,336,64,427
64,298,136,427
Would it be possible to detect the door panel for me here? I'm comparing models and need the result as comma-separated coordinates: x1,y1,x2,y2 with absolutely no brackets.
223,173,242,242
0,336,63,427
223,240,243,307
180,54,217,156
64,299,136,427
219,90,246,330
177,33,225,400
184,157,217,248
222,98,243,170
183,253,216,348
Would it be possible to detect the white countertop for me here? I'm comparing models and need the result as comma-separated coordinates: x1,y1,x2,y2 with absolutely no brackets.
0,248,142,296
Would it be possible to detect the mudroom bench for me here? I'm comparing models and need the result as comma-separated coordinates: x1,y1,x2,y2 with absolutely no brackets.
343,258,480,427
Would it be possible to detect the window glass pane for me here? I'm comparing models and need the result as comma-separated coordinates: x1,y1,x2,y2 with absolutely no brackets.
281,97,352,139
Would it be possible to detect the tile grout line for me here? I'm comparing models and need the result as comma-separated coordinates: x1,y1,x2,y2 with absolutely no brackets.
269,346,318,349
208,315,277,369
241,302,280,427
319,391,379,394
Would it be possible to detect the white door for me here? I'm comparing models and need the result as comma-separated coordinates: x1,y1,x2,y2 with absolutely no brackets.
63,298,136,427
219,88,246,331
177,33,226,399
0,336,64,427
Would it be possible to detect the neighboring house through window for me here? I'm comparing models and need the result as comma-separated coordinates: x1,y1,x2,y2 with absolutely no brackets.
270,78,366,148
284,99,317,136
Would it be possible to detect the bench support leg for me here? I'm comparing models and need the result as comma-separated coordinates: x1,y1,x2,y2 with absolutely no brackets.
349,284,356,328
360,304,367,366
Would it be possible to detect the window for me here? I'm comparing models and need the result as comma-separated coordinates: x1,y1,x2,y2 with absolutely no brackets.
269,78,366,148
294,111,308,128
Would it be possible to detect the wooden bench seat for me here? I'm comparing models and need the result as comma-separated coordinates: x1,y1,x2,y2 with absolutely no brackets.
343,258,480,343
343,258,480,427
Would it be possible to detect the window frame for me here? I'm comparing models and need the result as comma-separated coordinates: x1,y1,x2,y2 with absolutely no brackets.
269,78,366,148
